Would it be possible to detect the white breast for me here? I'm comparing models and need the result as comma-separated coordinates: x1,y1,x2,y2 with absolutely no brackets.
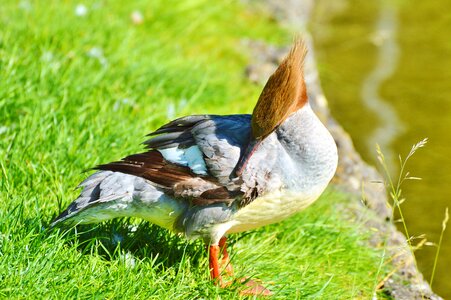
225,187,325,234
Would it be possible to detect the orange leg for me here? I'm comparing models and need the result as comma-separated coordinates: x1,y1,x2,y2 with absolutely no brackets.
208,237,272,296
219,236,234,276
208,244,221,282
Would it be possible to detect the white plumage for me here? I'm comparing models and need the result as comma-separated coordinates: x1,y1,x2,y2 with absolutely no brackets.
159,146,207,175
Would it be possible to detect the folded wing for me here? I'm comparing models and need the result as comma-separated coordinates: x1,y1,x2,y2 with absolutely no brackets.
96,114,253,206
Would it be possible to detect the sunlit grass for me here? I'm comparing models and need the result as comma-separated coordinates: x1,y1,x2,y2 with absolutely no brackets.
0,0,389,298
376,139,429,252
430,207,449,288
1,189,387,299
374,140,428,292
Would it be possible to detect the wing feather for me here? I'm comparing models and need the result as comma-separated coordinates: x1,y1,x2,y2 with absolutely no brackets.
96,114,259,206
95,150,240,205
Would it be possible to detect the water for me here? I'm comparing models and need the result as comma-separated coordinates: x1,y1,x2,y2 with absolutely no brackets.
311,0,451,297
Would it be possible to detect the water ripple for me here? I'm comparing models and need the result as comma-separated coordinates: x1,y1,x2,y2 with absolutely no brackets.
361,3,405,170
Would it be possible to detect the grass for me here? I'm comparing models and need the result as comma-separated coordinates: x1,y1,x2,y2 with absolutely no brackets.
1,191,385,299
1,1,389,298
376,139,429,257
430,207,448,288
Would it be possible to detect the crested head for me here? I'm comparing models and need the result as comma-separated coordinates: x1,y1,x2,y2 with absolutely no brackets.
251,39,308,140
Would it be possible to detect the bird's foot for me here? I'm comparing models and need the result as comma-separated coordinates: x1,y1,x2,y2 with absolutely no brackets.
237,277,273,296
219,257,234,277
219,277,272,296
211,238,271,296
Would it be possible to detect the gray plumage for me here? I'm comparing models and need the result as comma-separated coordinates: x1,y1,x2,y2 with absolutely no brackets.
52,40,338,246
52,105,337,244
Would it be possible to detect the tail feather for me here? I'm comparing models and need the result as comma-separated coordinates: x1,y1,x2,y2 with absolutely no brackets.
51,171,132,227
51,171,184,231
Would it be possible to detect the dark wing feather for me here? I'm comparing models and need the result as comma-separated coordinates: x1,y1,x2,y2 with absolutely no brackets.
95,150,241,205
97,114,257,206
191,115,251,184
147,115,217,136
143,130,194,149
144,114,252,185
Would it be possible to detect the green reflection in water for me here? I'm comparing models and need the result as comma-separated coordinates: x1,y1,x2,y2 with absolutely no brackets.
312,0,451,297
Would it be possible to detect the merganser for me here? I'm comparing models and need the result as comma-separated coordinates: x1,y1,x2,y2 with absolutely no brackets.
52,40,338,295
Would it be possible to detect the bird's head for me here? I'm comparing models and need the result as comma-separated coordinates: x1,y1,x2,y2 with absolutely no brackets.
235,39,308,176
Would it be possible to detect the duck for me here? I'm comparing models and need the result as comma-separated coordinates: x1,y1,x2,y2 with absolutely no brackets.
51,39,338,295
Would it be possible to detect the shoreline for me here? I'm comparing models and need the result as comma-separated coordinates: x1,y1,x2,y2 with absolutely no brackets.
243,0,442,298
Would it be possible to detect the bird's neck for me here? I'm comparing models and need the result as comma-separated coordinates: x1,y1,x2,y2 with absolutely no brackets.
275,104,338,190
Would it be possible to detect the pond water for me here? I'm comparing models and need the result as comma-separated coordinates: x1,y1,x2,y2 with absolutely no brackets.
312,0,451,297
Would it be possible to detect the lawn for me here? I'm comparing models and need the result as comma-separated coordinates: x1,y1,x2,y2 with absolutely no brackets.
0,1,388,298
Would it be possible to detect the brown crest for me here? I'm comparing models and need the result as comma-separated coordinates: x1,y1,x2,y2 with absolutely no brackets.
234,39,308,176
251,39,308,139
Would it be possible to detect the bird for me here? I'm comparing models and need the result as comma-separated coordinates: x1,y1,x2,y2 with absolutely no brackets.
51,39,338,295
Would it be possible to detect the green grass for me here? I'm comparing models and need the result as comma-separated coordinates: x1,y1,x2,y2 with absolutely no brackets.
1,1,388,298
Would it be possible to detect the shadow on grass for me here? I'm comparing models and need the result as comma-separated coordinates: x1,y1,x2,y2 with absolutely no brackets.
51,219,207,270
